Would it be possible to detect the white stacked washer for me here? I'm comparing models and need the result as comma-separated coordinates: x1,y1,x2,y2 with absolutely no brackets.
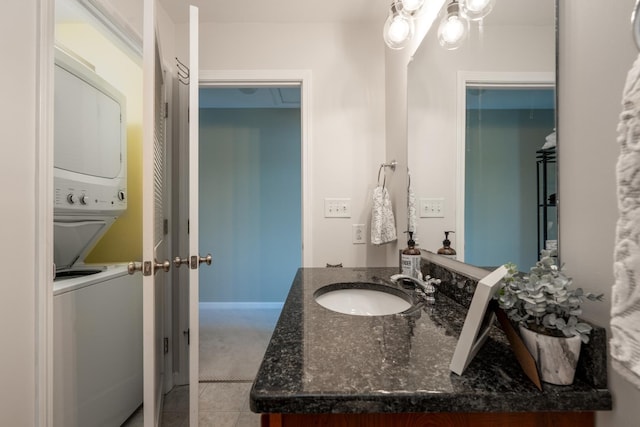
53,48,142,426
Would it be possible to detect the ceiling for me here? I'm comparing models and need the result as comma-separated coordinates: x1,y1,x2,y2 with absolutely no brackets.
157,0,391,24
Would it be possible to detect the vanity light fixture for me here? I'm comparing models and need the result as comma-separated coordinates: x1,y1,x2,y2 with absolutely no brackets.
383,1,415,50
460,0,495,21
437,0,469,50
398,0,426,15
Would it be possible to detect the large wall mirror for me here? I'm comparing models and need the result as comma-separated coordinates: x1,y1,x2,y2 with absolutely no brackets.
407,0,556,271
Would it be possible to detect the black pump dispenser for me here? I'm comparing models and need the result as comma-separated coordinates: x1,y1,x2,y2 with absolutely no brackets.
407,231,416,248
437,231,457,259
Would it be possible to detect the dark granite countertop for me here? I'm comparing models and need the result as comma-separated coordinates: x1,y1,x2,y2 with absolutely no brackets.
250,267,612,414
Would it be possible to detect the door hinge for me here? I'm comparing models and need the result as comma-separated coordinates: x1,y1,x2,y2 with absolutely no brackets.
164,337,169,354
187,219,190,234
183,328,190,346
165,102,169,119
163,218,169,235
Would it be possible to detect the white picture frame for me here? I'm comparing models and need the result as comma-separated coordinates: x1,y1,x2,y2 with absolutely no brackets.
450,265,508,375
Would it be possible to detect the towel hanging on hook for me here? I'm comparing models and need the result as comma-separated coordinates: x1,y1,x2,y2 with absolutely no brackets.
408,169,417,235
377,164,386,189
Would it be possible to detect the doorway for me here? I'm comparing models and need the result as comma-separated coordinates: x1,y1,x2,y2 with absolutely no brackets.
463,86,555,271
197,86,302,382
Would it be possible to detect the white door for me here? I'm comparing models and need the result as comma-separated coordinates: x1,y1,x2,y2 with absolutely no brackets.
170,6,204,423
142,3,203,426
188,5,202,425
142,0,170,425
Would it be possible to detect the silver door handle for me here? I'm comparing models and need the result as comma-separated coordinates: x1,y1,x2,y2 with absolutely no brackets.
173,256,189,268
128,260,170,275
127,262,142,275
198,254,212,266
154,259,171,274
188,253,213,269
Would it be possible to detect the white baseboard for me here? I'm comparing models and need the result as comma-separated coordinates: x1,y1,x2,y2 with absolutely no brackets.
199,301,284,310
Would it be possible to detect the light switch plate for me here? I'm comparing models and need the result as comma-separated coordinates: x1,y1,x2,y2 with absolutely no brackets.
324,198,351,218
420,198,444,218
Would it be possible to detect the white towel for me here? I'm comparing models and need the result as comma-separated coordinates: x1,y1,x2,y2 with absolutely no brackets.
408,186,417,235
371,185,397,245
612,53,640,390
541,129,556,150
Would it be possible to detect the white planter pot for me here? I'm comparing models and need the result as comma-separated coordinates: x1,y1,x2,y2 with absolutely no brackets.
519,324,582,385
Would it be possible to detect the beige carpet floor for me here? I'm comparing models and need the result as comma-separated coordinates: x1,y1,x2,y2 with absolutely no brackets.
199,305,281,382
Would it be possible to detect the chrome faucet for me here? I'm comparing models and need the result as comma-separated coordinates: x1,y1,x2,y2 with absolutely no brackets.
390,271,441,296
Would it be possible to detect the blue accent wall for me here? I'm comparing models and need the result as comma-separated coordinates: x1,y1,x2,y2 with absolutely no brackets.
199,108,301,302
465,94,555,271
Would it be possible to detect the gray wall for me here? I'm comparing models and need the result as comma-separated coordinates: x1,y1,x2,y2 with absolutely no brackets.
199,108,301,303
559,0,640,425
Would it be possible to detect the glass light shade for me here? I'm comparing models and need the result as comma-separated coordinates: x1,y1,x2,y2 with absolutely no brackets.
383,11,414,50
399,0,426,14
460,0,496,21
437,3,469,50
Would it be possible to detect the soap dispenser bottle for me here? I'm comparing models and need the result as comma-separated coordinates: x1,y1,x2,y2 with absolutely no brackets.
401,231,421,278
437,231,457,259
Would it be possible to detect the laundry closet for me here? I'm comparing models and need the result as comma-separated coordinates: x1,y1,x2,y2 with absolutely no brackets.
52,1,145,423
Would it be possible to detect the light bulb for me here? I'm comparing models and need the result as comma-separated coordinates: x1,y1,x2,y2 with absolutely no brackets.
400,0,426,14
437,1,469,50
440,17,465,44
383,10,414,50
389,17,411,42
460,0,495,21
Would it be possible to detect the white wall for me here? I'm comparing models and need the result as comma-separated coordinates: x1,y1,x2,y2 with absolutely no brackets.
559,1,640,425
180,21,389,267
0,1,38,425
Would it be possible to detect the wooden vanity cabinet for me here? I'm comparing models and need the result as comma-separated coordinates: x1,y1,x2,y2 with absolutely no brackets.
261,411,594,427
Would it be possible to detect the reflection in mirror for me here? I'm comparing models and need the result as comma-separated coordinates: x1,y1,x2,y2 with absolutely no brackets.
407,0,556,271
464,81,555,269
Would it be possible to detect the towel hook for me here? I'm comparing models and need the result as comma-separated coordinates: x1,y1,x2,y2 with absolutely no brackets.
176,57,190,85
377,164,387,189
377,160,397,189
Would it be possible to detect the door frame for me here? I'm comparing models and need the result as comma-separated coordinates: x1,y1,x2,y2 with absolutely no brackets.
199,69,312,266
455,71,555,263
36,0,55,424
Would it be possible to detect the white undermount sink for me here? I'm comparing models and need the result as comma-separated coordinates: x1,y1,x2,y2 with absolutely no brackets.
313,283,413,316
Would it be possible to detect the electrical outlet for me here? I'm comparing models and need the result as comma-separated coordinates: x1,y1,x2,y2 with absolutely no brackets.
352,224,366,244
324,198,351,218
420,198,445,218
